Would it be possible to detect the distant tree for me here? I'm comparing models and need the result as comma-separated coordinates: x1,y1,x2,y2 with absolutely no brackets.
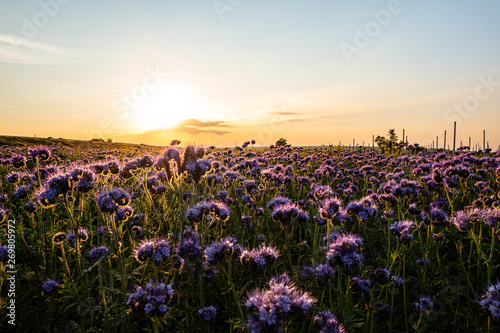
170,139,181,146
275,138,287,147
107,138,113,143
375,129,399,154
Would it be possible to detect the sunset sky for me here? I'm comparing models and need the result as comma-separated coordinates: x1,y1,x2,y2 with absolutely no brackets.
1,0,500,148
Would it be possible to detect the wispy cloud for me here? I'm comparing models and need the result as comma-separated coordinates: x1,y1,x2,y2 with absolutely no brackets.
138,119,232,137
0,33,76,65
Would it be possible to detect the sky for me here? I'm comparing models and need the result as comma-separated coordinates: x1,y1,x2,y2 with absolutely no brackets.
1,0,500,148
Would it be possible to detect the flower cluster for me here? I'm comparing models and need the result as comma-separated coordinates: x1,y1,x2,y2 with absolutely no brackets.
127,281,174,317
313,309,346,333
271,202,309,225
42,279,59,296
415,296,434,315
133,238,171,265
240,244,279,271
479,282,500,321
245,274,316,332
89,245,109,263
66,228,89,247
325,233,364,274
186,201,231,224
389,220,416,244
204,236,242,265
198,306,217,322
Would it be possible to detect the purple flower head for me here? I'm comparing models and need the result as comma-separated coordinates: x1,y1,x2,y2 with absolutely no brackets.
186,201,231,224
66,228,89,247
114,206,134,222
313,309,346,333
325,233,364,274
13,185,29,199
0,207,8,224
320,197,342,219
370,268,391,285
198,306,217,322
133,238,171,265
42,279,59,296
89,245,109,263
310,185,334,200
31,146,51,160
10,155,26,169
245,274,316,332
389,220,416,244
176,227,202,259
267,196,292,210
97,226,112,236
271,202,309,225
479,281,500,321
204,236,242,265
313,264,336,286
415,296,434,315
37,187,59,208
240,244,279,271
47,173,71,195
349,277,371,293
0,245,9,264
127,281,174,317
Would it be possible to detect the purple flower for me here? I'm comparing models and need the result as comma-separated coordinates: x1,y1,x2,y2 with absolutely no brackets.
325,233,364,274
240,244,279,271
313,309,346,333
320,197,342,219
0,245,9,264
0,207,8,223
415,296,434,315
350,277,371,293
313,264,336,286
66,228,89,247
204,236,242,265
479,281,500,321
198,306,217,322
89,245,109,262
42,279,59,296
245,274,316,332
127,281,174,317
186,201,231,224
133,238,171,265
389,220,416,244
271,202,309,225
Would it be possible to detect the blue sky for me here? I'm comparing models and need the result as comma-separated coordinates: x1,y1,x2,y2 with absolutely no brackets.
1,0,500,148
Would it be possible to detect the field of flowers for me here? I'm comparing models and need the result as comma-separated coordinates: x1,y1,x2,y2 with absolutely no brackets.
0,141,499,332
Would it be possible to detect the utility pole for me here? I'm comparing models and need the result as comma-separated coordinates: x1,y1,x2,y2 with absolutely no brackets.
444,130,447,152
453,121,456,152
483,130,486,156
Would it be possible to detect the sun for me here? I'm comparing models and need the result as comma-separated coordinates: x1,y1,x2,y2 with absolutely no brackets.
131,83,205,131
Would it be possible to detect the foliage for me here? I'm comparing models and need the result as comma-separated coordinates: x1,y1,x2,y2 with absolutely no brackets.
0,141,498,332
275,137,287,146
375,129,400,154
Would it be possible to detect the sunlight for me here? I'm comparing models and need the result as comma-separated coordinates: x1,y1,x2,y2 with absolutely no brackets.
132,83,205,131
